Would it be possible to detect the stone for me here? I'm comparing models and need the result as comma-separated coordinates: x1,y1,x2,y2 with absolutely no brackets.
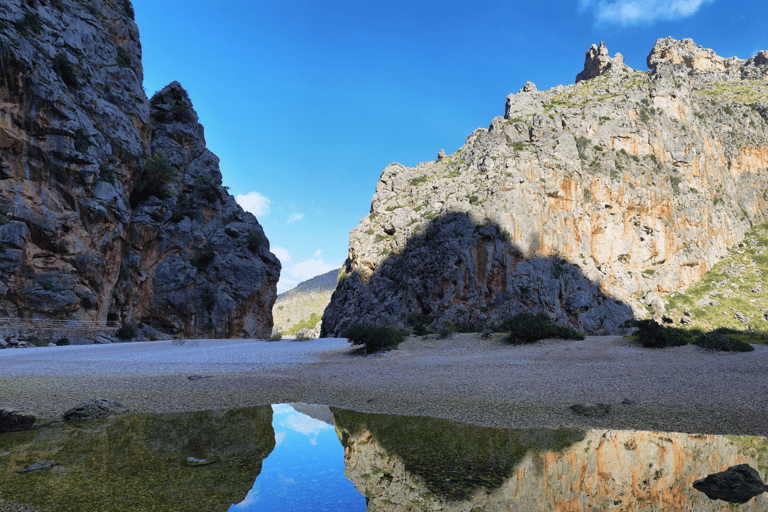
693,464,767,504
519,81,537,93
63,398,126,421
735,312,750,324
569,403,611,418
0,408,36,433
16,461,56,474
437,149,446,160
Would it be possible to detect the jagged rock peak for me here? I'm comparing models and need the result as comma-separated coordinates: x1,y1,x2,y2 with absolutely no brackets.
575,42,627,83
150,81,199,126
647,37,741,72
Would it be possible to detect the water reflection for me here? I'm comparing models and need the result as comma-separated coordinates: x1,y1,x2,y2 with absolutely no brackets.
228,404,366,511
0,407,275,511
333,409,768,511
1,404,767,511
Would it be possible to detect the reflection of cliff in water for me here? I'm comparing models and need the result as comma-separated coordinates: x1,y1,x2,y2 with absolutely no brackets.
333,408,768,511
0,407,275,512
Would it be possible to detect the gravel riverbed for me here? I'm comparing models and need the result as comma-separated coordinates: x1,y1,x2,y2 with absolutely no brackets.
1,334,767,436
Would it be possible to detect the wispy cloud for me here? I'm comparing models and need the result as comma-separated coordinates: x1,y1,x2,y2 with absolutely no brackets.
286,213,305,224
578,0,716,25
235,191,271,216
271,246,291,263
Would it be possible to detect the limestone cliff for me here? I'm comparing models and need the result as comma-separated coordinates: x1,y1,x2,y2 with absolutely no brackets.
322,37,768,336
0,0,279,338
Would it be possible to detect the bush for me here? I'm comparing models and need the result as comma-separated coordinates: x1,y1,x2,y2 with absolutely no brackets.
115,45,131,68
437,320,455,339
294,330,312,341
501,312,585,344
115,325,137,340
15,10,41,36
131,153,176,206
693,328,754,352
631,319,691,348
56,337,70,346
406,314,431,336
53,53,81,89
269,331,283,341
342,324,405,354
247,231,264,252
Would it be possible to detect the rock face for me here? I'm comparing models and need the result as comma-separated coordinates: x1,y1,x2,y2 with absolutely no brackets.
575,41,626,83
0,1,279,337
322,38,768,336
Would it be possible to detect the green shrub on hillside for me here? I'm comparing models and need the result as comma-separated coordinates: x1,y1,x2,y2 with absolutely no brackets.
406,314,431,336
501,312,585,344
631,319,692,348
437,320,455,339
342,324,405,354
693,328,754,352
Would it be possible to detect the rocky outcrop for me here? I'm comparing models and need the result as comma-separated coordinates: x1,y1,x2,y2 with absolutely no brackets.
335,409,768,511
0,1,279,338
118,82,280,338
575,41,626,83
322,38,768,336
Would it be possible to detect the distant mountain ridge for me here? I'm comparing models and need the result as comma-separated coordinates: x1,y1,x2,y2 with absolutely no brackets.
273,269,339,337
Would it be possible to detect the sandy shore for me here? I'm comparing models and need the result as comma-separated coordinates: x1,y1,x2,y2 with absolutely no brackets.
1,334,767,435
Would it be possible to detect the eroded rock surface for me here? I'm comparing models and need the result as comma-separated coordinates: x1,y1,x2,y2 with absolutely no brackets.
322,38,768,336
0,1,279,338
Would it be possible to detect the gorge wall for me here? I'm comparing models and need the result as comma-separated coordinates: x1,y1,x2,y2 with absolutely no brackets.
0,0,280,338
322,37,768,336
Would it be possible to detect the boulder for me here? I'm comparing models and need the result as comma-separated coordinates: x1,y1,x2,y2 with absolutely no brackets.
63,398,127,421
0,408,36,433
693,464,767,504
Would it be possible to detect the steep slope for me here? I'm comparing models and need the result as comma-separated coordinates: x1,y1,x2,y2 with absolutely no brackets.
273,269,338,336
322,37,768,336
0,1,279,338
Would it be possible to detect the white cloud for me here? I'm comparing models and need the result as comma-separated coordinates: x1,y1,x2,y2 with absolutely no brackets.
289,256,338,282
579,0,715,25
313,249,323,258
236,191,271,216
272,246,292,263
286,213,305,224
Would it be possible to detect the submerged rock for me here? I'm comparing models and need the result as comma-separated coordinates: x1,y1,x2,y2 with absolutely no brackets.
63,398,126,421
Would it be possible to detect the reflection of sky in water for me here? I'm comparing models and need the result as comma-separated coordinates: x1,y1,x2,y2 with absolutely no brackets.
229,404,366,511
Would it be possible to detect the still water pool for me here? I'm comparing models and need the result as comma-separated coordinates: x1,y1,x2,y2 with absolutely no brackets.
0,404,766,511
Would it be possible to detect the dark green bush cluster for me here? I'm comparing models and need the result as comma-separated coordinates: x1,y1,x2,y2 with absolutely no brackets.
122,0,135,19
632,319,691,348
692,328,754,352
73,128,90,153
224,227,239,238
116,45,131,68
133,153,176,202
501,312,585,344
194,175,220,202
171,193,192,222
406,314,432,336
115,325,137,340
15,10,41,36
56,337,70,346
191,246,215,273
247,231,264,252
342,324,405,354
53,53,81,89
437,320,455,339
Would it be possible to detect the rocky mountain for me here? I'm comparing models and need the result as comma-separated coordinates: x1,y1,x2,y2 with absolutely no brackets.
322,37,768,337
0,0,280,338
273,268,338,337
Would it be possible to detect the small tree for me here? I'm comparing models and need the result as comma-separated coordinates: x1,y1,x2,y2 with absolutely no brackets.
501,312,584,344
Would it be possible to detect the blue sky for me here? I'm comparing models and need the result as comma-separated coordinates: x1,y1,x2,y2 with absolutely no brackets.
133,0,767,292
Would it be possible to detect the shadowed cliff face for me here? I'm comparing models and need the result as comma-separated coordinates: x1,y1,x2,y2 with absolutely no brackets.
323,37,768,335
333,408,768,512
0,406,275,512
322,214,635,336
0,1,279,337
